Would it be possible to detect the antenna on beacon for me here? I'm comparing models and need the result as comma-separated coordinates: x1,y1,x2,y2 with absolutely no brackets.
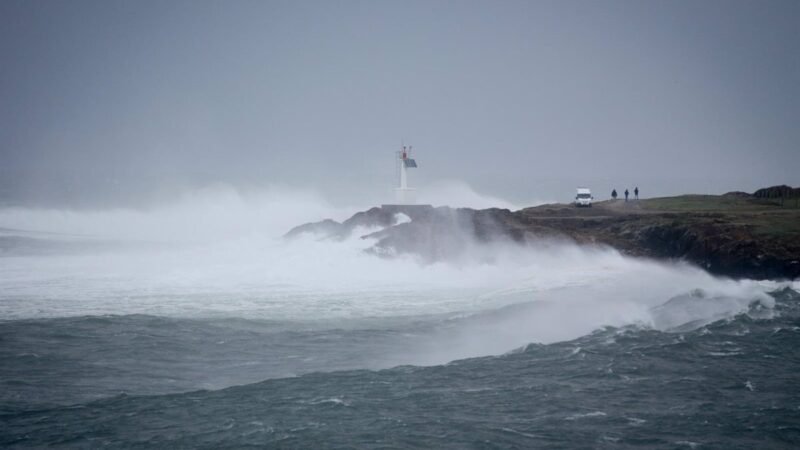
394,143,418,204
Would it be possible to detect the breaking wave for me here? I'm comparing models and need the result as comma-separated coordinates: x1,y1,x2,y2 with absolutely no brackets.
0,184,783,363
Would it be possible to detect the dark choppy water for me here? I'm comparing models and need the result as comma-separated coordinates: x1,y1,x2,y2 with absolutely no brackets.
2,288,798,448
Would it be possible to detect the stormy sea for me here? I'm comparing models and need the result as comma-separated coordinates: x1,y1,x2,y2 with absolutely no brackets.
1,190,799,448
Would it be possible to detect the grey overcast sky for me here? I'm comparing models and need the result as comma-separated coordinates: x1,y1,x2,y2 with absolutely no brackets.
1,0,799,207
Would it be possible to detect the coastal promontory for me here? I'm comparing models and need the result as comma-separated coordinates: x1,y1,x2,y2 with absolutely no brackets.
287,188,800,281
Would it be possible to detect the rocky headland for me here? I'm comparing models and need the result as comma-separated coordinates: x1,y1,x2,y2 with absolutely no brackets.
286,187,800,280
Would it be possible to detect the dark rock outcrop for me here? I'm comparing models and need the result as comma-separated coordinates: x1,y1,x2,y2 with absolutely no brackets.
286,196,800,280
753,185,800,199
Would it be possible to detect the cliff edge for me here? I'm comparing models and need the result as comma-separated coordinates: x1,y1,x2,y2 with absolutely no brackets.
286,191,800,280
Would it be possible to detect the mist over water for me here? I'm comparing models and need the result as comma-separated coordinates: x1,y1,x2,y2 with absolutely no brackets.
1,183,797,448
0,184,354,243
0,184,777,347
3,0,798,444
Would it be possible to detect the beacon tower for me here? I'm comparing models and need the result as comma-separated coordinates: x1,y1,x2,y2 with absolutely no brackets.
395,145,418,204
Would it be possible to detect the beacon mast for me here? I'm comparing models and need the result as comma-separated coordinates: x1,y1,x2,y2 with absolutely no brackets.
395,145,418,204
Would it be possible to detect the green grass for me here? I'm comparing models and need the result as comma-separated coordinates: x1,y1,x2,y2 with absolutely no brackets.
636,195,800,238
745,214,800,238
640,195,786,212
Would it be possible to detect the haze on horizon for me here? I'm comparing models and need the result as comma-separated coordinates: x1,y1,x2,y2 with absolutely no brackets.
1,0,799,209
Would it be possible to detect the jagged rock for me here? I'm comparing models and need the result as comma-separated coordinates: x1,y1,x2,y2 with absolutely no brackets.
723,191,752,198
284,219,344,239
753,185,800,199
286,192,800,280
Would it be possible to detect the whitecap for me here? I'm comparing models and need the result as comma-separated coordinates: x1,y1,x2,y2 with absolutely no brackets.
565,411,607,420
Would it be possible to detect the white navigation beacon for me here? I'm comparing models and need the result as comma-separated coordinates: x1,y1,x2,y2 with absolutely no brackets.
395,145,418,204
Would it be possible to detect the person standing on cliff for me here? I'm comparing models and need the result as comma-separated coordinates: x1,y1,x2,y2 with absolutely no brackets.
634,187,639,199
612,189,618,200
624,189,629,201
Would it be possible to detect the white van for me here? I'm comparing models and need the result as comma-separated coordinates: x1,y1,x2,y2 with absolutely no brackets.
575,188,593,207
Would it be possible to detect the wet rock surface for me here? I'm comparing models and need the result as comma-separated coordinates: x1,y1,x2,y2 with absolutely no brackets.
287,196,800,280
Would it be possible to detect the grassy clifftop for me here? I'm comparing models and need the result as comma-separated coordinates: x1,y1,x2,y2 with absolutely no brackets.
517,193,800,279
288,191,800,280
641,195,783,211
